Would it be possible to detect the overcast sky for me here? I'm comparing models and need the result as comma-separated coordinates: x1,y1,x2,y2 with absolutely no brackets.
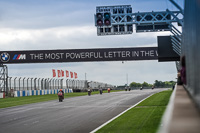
0,0,184,86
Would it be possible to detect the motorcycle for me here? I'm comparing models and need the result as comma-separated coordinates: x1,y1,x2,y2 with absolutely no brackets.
107,88,111,93
58,91,64,102
152,86,154,90
99,89,103,95
58,95,64,102
88,89,91,96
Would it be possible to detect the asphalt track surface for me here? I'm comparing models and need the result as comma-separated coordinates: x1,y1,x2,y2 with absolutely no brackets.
0,88,167,133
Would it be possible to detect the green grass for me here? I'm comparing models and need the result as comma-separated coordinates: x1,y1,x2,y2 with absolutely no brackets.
137,90,172,107
96,90,172,133
0,90,122,109
0,94,58,109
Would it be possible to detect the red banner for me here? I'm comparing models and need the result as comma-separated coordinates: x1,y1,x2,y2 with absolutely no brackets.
66,70,69,77
52,69,56,77
53,69,77,78
74,72,78,79
70,71,73,78
57,70,61,77
61,70,64,77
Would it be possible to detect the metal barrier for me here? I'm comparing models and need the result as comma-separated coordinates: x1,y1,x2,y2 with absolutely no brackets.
6,77,114,92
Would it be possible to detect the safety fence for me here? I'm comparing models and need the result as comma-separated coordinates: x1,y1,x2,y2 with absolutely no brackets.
6,77,114,92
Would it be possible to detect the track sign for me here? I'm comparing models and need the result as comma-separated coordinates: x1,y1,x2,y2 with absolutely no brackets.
95,5,133,36
157,36,179,62
94,5,181,35
0,47,158,64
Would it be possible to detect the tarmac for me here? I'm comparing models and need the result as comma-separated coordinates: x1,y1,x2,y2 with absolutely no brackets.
0,89,165,133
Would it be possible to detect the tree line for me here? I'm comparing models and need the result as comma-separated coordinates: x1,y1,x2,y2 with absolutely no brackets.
129,80,176,88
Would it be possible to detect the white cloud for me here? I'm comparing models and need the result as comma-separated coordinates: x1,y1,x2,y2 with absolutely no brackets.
0,25,171,49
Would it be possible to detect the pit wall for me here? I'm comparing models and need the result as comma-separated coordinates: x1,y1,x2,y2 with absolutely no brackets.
181,0,200,107
14,89,73,97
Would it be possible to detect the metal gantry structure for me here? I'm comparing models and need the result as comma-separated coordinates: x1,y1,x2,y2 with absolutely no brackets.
0,65,8,94
94,0,184,57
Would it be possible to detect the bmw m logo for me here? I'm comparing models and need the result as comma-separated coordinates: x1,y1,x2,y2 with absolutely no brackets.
0,52,10,62
13,54,26,60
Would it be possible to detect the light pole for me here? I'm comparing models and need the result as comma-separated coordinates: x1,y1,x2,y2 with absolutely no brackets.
27,78,29,90
38,78,40,90
55,79,57,89
72,80,75,89
66,79,69,88
14,77,17,91
126,73,128,87
9,77,12,91
52,79,55,89
77,80,79,89
34,78,37,90
23,77,26,90
61,79,63,89
49,78,53,90
41,78,44,90
19,77,22,91
44,78,47,90
31,78,33,90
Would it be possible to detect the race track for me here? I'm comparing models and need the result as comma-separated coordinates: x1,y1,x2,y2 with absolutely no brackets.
0,88,167,133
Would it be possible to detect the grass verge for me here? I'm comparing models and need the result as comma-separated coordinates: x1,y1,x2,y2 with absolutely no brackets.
96,90,172,133
0,90,122,109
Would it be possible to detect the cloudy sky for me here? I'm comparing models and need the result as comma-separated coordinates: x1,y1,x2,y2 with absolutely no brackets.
0,0,184,86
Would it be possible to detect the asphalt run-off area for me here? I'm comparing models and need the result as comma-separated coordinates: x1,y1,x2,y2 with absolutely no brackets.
0,89,167,133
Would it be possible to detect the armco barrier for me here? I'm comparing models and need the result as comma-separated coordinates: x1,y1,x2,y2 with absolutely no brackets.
14,89,73,97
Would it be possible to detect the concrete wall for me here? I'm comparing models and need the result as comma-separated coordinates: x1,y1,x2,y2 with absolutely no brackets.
182,0,200,106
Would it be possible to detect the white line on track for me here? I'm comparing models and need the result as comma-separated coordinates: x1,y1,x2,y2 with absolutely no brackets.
90,94,154,133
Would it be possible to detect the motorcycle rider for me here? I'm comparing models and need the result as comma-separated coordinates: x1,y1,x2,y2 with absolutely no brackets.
140,86,143,90
88,88,92,96
99,88,103,95
107,88,111,93
152,85,154,90
58,89,64,101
